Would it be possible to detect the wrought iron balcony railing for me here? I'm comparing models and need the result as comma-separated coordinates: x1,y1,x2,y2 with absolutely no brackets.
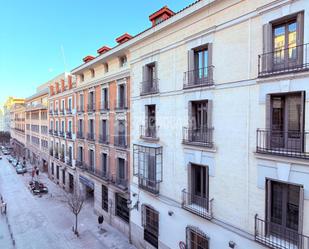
99,134,109,145
140,125,159,140
66,108,72,114
53,130,59,136
115,99,128,111
110,174,128,190
258,43,309,77
60,109,65,115
66,160,72,167
76,131,84,139
54,153,59,159
49,110,53,115
138,177,160,195
66,131,72,139
114,135,127,148
100,101,109,112
254,214,309,249
140,79,159,96
183,66,214,89
49,129,53,135
59,131,65,138
182,189,213,220
182,127,214,148
87,132,95,142
256,129,309,159
60,155,65,162
77,106,84,113
54,109,59,115
87,103,95,113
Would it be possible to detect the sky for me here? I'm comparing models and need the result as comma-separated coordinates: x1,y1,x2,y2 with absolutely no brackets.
0,0,193,107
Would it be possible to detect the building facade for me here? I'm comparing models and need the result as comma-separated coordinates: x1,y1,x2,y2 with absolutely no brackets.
71,35,131,237
48,73,76,193
128,1,309,249
3,97,25,133
10,103,26,159
25,85,49,172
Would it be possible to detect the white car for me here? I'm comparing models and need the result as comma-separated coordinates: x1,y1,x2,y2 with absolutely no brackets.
0,156,2,160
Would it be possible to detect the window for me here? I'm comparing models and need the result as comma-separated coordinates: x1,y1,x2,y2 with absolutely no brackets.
191,164,209,209
61,120,65,133
117,158,126,182
55,121,59,132
142,62,158,95
142,205,159,248
68,146,73,163
144,105,157,138
117,84,126,109
102,185,108,212
119,56,127,67
56,166,59,180
78,147,83,162
115,120,126,147
68,98,72,111
80,74,84,82
51,163,54,175
79,93,84,111
90,68,95,78
133,145,163,194
267,92,304,151
101,153,108,176
100,119,108,143
101,87,109,110
266,180,303,243
115,193,129,223
104,63,109,73
61,99,65,111
89,149,94,169
62,170,65,185
186,227,209,249
68,120,72,133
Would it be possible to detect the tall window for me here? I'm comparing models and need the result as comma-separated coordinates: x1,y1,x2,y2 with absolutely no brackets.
191,164,209,209
89,149,94,169
266,180,303,243
78,147,83,162
117,158,126,181
117,84,126,109
101,87,109,110
101,153,108,176
145,105,156,138
68,120,72,133
61,99,65,111
61,120,65,133
186,227,209,249
79,94,84,111
68,98,72,111
115,194,129,223
102,185,108,212
142,205,159,248
119,56,127,67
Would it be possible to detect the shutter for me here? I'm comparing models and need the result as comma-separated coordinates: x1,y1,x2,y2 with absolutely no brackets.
265,179,272,237
107,88,110,109
207,100,213,129
133,145,138,176
296,12,304,66
207,43,213,84
142,66,148,82
298,186,304,234
262,23,273,73
188,50,195,72
300,91,305,151
265,94,271,129
141,204,146,228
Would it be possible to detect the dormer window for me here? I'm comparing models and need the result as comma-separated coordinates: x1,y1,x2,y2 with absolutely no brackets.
120,56,127,68
149,6,174,27
90,68,95,78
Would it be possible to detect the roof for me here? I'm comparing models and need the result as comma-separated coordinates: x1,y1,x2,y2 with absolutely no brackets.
26,88,49,101
71,0,212,74
149,5,175,22
97,46,111,55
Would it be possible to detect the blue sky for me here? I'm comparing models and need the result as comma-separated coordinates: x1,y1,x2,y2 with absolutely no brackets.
0,0,193,106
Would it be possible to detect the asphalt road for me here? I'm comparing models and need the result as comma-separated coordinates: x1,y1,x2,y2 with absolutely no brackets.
0,155,135,249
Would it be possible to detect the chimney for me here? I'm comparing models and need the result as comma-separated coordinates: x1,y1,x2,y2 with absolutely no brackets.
55,82,59,93
68,75,72,89
97,46,111,55
116,33,133,44
83,55,95,63
61,79,65,92
149,6,174,27
49,85,54,96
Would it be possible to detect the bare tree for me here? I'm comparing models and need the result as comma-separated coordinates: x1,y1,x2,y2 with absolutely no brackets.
67,190,84,236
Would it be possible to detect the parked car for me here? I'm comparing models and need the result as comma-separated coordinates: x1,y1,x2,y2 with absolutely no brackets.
7,156,13,163
28,181,48,195
11,159,19,167
2,150,10,155
16,165,27,174
0,156,2,160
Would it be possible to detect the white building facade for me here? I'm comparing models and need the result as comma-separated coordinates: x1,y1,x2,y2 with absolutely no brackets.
129,0,309,249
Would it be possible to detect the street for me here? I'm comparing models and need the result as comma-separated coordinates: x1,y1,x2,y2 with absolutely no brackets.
0,156,136,249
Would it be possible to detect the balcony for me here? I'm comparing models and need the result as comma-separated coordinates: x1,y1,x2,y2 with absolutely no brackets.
66,159,72,167
60,155,65,163
140,125,159,140
256,129,309,159
76,131,84,139
66,108,72,115
258,43,309,78
87,168,109,181
49,149,53,156
54,152,59,159
66,131,72,139
114,136,127,149
182,189,213,220
100,101,109,112
182,127,214,148
87,132,95,142
138,177,160,195
110,174,128,190
254,214,309,249
87,103,95,113
77,106,84,114
115,99,128,111
99,134,109,145
53,130,59,137
140,79,159,96
60,109,65,115
183,66,214,89
49,110,53,116
59,131,65,138
54,109,59,115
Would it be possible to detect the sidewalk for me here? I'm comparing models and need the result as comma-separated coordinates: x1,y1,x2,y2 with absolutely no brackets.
0,213,14,249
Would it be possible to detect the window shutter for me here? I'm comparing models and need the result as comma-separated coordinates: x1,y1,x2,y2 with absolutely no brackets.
266,179,271,221
298,186,304,234
188,50,195,72
107,88,110,109
154,62,158,80
207,43,213,83
296,12,304,66
142,66,148,82
207,100,213,129
300,91,305,151
265,94,271,130
141,205,146,228
262,23,272,73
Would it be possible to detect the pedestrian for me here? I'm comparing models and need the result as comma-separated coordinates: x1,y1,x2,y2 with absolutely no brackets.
98,215,104,231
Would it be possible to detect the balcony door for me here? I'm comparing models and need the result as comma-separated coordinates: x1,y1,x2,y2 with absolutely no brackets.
191,164,209,210
266,180,303,244
269,93,304,152
192,101,208,143
118,158,126,183
146,105,156,138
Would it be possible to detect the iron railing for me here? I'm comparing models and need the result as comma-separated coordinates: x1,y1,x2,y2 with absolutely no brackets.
183,66,214,89
258,43,309,77
49,129,53,135
66,160,72,167
110,174,128,190
114,135,127,148
87,103,95,113
182,189,213,220
115,99,128,111
77,106,84,113
49,110,53,115
99,134,109,145
66,131,72,139
138,177,160,195
140,125,159,140
54,109,59,115
60,109,65,115
59,131,65,138
53,130,59,137
256,129,309,159
255,214,309,249
140,79,159,96
76,131,84,139
100,101,109,112
66,108,72,114
87,167,109,181
183,127,214,148
87,133,95,142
